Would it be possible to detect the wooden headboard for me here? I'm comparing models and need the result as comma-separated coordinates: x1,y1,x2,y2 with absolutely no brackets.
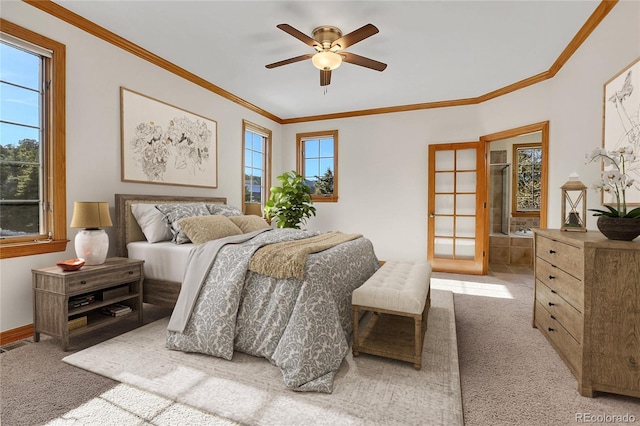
114,193,226,257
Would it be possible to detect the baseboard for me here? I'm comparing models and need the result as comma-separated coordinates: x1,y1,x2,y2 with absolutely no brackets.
0,324,33,345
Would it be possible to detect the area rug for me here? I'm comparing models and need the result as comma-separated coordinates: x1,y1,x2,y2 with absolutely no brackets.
63,289,462,426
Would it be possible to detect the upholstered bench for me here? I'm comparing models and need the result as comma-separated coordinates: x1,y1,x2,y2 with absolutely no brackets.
352,261,432,369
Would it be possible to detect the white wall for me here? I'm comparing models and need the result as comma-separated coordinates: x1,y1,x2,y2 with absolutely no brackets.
284,0,639,258
281,106,482,262
1,1,638,333
0,1,282,332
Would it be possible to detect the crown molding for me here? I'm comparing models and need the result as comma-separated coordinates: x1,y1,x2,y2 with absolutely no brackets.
23,0,617,124
22,0,283,124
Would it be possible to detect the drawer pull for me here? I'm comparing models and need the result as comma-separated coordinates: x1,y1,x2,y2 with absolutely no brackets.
550,289,557,294
548,327,555,332
548,302,555,307
548,275,555,280
550,315,556,320
80,280,87,285
549,249,556,254
128,271,134,275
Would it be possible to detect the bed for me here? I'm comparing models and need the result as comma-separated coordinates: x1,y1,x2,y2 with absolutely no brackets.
115,193,227,306
114,193,380,392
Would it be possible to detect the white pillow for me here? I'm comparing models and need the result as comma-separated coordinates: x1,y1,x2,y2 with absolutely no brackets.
131,203,172,243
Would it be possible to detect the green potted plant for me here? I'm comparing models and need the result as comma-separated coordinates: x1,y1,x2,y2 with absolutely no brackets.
264,171,316,229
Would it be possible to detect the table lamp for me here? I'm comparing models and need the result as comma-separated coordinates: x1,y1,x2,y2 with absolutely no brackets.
70,201,113,265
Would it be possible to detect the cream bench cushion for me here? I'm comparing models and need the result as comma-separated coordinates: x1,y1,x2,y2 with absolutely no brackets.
352,260,432,370
352,261,431,314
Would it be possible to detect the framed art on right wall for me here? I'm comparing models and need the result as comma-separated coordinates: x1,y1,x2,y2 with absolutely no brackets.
603,56,640,205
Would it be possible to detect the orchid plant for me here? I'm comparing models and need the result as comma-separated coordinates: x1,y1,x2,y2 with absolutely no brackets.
586,146,640,217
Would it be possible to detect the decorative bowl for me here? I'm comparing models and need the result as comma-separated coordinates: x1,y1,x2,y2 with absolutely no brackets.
56,258,85,272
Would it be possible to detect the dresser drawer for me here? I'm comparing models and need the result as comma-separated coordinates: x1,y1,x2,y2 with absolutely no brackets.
535,280,583,344
66,265,141,293
536,236,583,280
535,301,581,377
535,258,584,312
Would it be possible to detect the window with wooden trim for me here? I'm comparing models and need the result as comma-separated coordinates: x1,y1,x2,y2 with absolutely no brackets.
296,130,338,202
0,20,67,259
242,120,271,216
512,143,542,217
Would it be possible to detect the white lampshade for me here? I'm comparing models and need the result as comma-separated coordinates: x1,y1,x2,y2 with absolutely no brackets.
312,51,342,70
70,202,113,265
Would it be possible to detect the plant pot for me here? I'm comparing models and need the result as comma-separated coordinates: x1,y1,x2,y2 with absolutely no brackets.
596,216,640,241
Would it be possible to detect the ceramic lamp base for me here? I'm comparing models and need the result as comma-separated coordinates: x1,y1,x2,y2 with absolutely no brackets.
75,229,109,265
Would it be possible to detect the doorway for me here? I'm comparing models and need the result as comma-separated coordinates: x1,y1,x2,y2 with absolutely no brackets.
480,122,549,274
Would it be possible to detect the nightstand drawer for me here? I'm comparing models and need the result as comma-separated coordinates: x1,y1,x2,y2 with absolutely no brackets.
536,236,583,280
535,257,584,312
66,265,141,293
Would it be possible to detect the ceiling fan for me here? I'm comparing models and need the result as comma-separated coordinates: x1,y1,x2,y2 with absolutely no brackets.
266,23,387,87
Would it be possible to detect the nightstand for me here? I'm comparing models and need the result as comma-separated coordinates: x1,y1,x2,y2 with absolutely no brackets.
32,257,144,351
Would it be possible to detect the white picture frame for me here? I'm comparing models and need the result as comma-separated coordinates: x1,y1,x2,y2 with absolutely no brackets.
602,57,640,205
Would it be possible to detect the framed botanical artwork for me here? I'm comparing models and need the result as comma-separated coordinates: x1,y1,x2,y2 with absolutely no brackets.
120,87,217,188
602,56,640,205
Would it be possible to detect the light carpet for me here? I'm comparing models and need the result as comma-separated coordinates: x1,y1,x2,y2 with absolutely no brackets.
63,289,462,426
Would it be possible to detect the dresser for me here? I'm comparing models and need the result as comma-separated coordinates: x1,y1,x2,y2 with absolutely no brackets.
533,229,640,398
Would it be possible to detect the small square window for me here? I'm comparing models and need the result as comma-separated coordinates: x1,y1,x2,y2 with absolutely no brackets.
297,130,338,202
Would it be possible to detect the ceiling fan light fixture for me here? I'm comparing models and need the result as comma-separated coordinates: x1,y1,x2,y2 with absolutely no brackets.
312,51,342,70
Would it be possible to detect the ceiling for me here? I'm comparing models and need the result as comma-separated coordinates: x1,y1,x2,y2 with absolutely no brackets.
52,0,602,121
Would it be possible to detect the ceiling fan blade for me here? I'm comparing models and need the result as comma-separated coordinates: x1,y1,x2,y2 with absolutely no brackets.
276,24,320,49
341,52,387,72
320,69,331,86
331,24,379,51
265,53,314,69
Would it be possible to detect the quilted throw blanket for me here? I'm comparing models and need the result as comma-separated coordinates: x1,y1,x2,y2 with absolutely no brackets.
166,228,379,393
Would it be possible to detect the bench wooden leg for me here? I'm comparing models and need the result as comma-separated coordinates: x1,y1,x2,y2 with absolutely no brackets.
352,306,360,357
414,314,422,370
422,292,430,334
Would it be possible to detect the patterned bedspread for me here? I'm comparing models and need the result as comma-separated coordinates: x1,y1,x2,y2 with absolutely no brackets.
166,228,379,393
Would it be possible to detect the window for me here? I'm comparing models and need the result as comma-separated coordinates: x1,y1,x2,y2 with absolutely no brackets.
0,20,67,259
242,120,271,216
296,130,338,202
512,143,542,216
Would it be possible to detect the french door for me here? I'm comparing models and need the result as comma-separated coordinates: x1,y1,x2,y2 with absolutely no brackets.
427,142,486,274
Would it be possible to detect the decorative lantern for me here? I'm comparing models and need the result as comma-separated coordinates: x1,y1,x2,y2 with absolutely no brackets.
561,172,587,232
